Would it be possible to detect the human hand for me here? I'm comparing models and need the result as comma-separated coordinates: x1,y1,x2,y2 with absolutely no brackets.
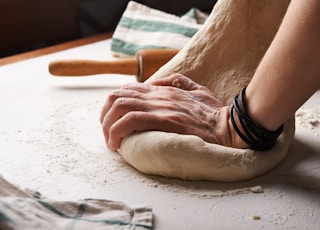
100,74,247,150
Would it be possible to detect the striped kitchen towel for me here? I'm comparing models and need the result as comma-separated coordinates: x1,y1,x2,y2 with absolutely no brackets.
111,1,208,57
0,175,153,230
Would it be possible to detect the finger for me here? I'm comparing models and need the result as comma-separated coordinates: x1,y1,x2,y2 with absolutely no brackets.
100,89,142,124
107,111,186,150
102,97,148,145
172,77,199,90
107,111,158,150
151,73,204,91
120,82,150,93
149,73,185,86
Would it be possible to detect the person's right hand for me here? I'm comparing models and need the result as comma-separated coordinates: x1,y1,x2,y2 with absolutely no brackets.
100,74,248,150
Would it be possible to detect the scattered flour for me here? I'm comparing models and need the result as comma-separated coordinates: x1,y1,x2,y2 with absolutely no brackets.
296,107,320,137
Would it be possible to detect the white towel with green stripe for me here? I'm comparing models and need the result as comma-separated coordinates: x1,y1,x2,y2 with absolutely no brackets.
0,175,153,230
111,1,208,57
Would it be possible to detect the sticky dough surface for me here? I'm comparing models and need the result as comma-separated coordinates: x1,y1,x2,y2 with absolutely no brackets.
118,0,294,182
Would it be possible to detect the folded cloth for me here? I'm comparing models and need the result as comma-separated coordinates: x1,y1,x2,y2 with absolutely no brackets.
0,175,153,230
111,1,208,57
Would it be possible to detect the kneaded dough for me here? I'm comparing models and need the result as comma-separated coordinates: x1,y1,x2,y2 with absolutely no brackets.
118,0,294,182
120,119,294,181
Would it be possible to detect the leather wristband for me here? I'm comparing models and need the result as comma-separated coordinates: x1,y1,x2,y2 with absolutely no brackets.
230,87,284,151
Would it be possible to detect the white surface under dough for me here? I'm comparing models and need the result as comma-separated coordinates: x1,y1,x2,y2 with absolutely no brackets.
0,39,320,230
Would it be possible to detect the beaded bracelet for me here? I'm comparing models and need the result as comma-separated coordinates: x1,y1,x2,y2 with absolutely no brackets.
230,87,284,151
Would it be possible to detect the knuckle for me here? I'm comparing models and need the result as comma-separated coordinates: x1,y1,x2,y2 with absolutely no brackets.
106,90,122,103
123,111,142,123
112,97,132,109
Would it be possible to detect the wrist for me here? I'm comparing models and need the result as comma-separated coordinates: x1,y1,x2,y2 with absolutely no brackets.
215,106,249,149
229,87,284,151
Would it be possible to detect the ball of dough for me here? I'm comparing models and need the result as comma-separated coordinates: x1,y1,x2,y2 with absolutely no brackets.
119,119,294,182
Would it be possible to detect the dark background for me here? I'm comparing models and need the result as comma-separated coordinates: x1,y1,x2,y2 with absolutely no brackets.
0,0,217,58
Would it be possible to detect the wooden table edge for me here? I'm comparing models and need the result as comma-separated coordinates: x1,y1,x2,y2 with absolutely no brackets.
0,32,113,66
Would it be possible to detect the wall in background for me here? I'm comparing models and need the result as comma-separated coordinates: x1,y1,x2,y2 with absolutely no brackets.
0,0,216,57
0,0,78,57
78,0,216,37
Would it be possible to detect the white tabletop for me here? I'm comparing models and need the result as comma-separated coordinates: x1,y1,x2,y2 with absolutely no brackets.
1,39,319,230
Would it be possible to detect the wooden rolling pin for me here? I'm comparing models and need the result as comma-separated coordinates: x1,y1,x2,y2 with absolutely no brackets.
49,49,179,82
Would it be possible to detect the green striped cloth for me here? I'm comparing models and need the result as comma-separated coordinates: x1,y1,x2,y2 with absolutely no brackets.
0,175,153,230
111,1,208,57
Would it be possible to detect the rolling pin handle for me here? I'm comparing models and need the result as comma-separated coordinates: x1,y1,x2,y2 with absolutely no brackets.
49,59,138,76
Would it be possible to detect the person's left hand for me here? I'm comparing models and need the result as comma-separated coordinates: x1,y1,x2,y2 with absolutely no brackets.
100,74,238,150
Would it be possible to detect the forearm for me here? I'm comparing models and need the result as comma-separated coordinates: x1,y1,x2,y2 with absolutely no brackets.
246,0,320,131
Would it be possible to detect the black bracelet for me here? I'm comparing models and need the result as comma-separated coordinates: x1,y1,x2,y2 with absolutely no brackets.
230,87,284,151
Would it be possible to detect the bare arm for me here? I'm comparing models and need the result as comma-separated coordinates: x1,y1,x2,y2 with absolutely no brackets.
246,0,320,131
101,0,320,151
